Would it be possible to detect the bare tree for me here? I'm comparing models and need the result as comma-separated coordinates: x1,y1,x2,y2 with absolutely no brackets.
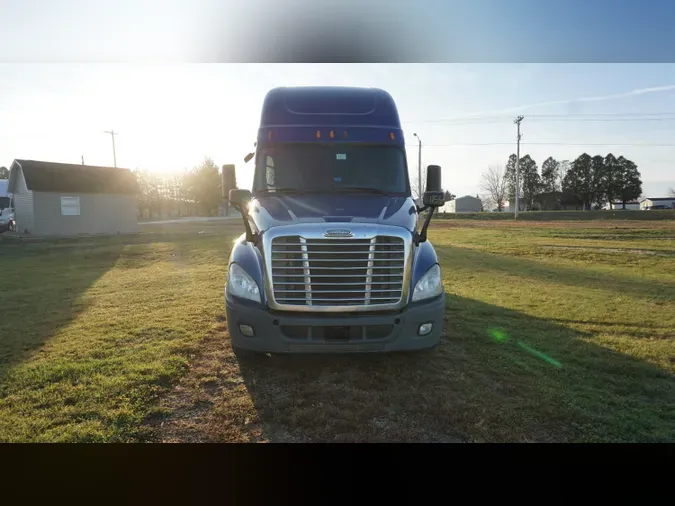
480,192,496,211
410,166,427,204
479,165,508,212
669,187,675,198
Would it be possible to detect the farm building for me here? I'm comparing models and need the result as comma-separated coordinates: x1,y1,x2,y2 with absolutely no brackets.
7,159,140,236
447,195,483,213
505,199,527,212
639,197,675,210
606,200,641,210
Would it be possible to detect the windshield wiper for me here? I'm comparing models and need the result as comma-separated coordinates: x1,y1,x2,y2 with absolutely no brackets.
257,187,395,196
333,187,391,195
257,188,323,195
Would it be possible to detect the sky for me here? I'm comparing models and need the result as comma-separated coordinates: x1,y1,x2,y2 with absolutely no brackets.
2,0,675,198
4,0,675,62
2,63,675,198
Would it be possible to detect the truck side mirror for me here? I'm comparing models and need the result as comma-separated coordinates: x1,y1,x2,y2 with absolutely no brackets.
229,189,252,211
416,165,443,245
222,164,236,199
244,153,254,164
423,165,444,207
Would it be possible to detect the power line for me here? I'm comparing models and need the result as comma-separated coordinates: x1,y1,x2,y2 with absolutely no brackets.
529,112,675,117
404,112,675,124
528,117,675,122
405,142,675,147
407,117,675,125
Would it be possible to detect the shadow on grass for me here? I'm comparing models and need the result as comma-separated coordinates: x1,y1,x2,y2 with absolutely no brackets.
0,225,237,378
0,240,124,382
547,317,672,331
436,245,675,300
537,244,675,257
234,294,674,443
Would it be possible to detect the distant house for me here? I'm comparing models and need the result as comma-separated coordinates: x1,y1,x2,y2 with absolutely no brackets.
8,159,140,236
447,195,482,213
605,200,641,210
505,199,526,213
639,197,675,210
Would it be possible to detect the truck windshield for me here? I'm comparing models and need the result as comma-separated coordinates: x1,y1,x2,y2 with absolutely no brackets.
253,144,410,196
0,196,9,210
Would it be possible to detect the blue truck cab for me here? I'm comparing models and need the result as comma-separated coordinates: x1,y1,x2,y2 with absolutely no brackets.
225,86,446,354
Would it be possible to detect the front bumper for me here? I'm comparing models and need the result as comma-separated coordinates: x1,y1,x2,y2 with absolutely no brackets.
225,293,444,353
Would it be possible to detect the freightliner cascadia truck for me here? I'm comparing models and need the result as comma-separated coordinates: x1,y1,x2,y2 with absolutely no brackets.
224,86,445,354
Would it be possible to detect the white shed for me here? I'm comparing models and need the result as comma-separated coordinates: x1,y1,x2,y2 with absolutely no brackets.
447,195,483,213
8,159,140,236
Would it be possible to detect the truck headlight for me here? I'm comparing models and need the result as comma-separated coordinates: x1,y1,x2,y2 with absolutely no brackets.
412,264,443,302
227,263,261,303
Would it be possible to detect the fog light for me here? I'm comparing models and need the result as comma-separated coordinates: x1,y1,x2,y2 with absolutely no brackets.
239,324,255,337
418,323,433,336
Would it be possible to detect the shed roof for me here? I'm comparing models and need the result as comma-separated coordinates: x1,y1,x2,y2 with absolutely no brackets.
10,159,139,194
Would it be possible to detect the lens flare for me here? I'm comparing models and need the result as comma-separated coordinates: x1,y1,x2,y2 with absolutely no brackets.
488,328,562,368
488,328,509,343
516,341,562,369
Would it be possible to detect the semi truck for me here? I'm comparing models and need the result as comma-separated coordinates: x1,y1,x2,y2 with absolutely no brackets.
224,86,446,354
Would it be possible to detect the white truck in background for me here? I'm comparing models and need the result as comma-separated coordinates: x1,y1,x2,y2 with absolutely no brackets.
0,179,16,233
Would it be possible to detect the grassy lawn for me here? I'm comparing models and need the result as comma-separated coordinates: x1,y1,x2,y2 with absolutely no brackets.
0,219,673,442
436,209,675,221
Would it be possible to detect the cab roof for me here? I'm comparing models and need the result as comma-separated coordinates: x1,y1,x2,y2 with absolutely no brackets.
259,86,402,128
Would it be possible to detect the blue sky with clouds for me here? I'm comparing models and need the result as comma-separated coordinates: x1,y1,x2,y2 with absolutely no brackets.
1,1,675,197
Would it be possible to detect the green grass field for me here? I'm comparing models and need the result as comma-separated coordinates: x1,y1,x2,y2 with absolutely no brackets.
436,209,675,221
1,218,673,442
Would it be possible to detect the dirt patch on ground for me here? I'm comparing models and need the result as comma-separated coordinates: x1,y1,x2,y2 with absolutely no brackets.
148,318,466,443
146,321,266,443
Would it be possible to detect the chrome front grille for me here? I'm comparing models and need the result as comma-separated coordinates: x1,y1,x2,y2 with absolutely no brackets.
270,235,406,308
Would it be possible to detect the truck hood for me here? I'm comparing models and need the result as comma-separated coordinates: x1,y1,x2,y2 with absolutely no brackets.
248,194,418,233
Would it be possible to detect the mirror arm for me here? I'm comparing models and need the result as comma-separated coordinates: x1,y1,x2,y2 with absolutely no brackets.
230,201,257,243
414,205,436,245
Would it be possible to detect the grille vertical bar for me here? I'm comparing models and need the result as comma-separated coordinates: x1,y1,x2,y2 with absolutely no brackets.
365,237,376,305
300,237,312,306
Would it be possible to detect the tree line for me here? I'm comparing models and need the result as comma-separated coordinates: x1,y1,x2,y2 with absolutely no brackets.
481,153,643,211
135,157,236,218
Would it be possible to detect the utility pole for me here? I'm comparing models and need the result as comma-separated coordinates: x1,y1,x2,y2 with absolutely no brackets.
104,130,118,168
413,132,422,204
513,116,524,219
